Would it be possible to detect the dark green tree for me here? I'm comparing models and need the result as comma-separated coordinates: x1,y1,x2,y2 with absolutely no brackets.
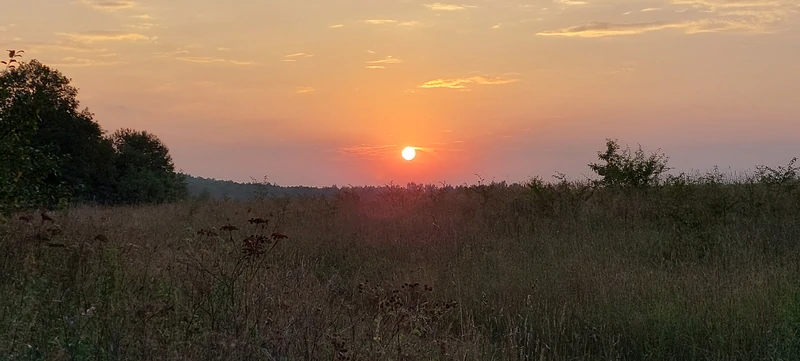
588,138,670,188
110,128,187,204
1,51,71,215
0,58,116,203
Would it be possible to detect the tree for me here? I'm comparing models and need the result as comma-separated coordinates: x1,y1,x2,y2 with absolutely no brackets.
0,58,116,203
588,138,670,188
0,50,71,215
110,128,187,204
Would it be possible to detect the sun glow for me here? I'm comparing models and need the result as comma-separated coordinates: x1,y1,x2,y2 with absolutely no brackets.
401,146,416,161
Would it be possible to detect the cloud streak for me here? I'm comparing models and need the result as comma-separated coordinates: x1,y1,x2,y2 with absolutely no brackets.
154,47,255,65
366,57,401,64
339,144,398,157
175,56,255,65
363,20,398,25
295,86,315,94
78,0,136,11
50,56,126,67
541,0,793,38
11,39,106,53
423,3,476,11
419,75,520,89
56,30,151,42
283,52,313,62
536,15,784,37
554,0,589,5
362,19,420,27
365,56,401,68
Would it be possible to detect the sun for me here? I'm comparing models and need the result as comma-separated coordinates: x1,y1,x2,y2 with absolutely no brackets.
401,146,416,161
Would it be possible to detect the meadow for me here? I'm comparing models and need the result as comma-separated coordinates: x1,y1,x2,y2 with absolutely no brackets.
2,168,800,360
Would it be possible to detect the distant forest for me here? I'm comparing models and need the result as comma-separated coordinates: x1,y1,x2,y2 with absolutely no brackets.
185,176,340,200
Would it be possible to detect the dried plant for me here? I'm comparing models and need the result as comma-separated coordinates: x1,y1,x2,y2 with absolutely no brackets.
1,49,24,71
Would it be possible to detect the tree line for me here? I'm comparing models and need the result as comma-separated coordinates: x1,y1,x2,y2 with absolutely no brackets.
1,51,186,215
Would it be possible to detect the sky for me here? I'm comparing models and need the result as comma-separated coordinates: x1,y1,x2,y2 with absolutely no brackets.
1,0,799,187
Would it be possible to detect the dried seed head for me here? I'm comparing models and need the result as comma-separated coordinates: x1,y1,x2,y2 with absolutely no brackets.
41,212,54,222
248,217,269,225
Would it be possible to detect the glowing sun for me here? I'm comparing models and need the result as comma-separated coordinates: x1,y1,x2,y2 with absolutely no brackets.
401,146,416,161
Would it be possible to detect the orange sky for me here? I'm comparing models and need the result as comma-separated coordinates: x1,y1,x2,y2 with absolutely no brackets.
2,0,799,186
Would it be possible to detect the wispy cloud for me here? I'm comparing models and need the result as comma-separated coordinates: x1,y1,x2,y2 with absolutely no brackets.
175,56,255,65
132,14,153,19
536,16,780,37
670,0,794,28
366,56,401,64
419,75,520,89
362,19,421,27
283,52,313,62
365,56,401,68
11,39,106,53
610,67,635,75
329,24,344,28
295,86,315,94
285,52,312,58
423,3,476,11
641,7,662,12
363,19,398,25
538,22,681,37
154,48,189,57
56,30,151,43
670,0,791,11
554,0,589,5
78,0,136,11
50,56,126,67
154,48,254,65
127,22,159,30
339,144,397,157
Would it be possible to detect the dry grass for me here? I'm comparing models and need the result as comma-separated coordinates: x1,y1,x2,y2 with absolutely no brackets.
1,179,800,360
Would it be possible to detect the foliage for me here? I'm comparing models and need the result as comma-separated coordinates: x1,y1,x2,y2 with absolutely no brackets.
0,51,71,215
185,175,339,201
588,138,670,188
0,58,118,203
754,157,799,185
109,128,188,204
0,54,186,210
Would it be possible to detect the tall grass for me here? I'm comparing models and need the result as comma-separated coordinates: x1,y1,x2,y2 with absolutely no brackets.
1,172,799,360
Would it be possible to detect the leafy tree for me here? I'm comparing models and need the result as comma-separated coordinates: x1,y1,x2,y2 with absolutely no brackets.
110,128,187,204
588,138,670,188
0,58,116,203
0,50,71,216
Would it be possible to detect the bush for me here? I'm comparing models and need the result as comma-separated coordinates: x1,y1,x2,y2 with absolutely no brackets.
588,138,670,188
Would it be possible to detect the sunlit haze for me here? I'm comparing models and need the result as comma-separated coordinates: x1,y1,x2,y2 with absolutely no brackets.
2,0,799,186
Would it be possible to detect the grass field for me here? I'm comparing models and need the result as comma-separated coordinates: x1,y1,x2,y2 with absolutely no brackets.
2,174,800,360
